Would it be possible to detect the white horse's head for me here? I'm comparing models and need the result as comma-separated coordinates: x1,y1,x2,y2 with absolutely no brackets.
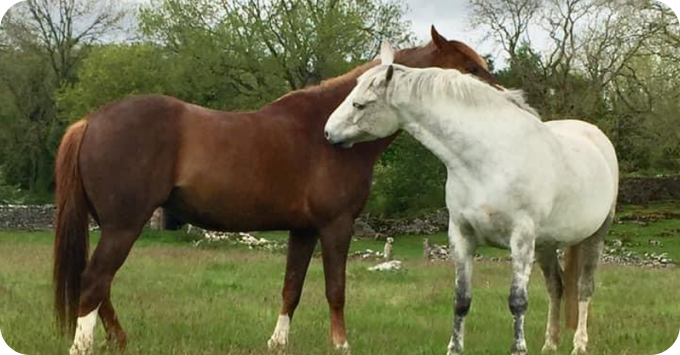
324,41,401,148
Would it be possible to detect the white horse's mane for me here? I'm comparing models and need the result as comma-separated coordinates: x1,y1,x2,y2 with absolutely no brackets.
381,65,540,120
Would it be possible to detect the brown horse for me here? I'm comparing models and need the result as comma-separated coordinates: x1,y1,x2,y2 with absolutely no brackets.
54,26,497,354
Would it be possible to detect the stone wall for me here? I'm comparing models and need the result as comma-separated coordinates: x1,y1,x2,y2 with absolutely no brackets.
1,176,678,231
0,204,55,230
618,175,680,205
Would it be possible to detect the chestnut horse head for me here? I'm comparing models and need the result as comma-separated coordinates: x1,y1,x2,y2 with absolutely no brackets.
52,26,496,354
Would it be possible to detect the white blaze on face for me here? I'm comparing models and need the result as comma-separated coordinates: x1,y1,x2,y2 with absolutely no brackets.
326,98,357,141
69,306,100,355
267,314,290,349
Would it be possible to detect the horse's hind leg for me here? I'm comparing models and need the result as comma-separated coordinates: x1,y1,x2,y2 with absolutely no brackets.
571,213,612,355
70,227,140,355
268,228,318,349
99,292,126,349
536,248,564,353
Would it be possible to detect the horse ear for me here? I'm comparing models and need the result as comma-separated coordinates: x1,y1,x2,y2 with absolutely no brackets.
431,25,448,49
385,65,394,85
380,40,395,65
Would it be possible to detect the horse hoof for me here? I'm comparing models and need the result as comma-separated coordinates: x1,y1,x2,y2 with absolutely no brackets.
570,346,586,355
69,346,93,355
541,341,557,353
334,342,351,355
447,337,464,355
267,337,287,351
511,345,527,355
99,334,128,351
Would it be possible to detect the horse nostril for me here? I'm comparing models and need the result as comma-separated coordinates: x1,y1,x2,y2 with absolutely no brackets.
324,130,331,141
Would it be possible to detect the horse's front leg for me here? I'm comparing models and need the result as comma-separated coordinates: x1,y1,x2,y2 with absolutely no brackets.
319,215,354,353
447,222,475,355
268,229,318,349
508,218,536,355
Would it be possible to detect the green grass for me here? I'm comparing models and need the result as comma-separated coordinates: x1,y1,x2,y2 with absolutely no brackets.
0,224,678,355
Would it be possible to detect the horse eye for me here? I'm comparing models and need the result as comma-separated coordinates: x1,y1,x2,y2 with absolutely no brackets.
353,102,366,110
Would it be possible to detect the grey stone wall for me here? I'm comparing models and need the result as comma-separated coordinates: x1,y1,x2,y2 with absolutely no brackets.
1,176,678,231
0,204,55,230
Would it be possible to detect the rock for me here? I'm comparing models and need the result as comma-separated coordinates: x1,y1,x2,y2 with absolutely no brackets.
368,260,403,271
384,237,394,261
149,208,164,230
353,218,376,236
200,231,284,251
186,224,206,235
648,239,663,247
350,249,384,259
373,232,388,241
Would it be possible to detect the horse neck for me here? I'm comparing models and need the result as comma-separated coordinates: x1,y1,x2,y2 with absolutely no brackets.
394,97,524,179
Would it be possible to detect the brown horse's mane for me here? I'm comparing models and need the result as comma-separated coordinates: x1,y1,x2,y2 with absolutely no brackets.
268,44,433,108
262,41,438,122
268,61,374,107
314,45,431,90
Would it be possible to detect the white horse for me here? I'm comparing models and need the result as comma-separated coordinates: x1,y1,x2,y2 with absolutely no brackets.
324,42,618,355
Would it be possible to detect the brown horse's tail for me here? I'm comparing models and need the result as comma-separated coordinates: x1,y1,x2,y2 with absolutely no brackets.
53,119,90,334
563,245,579,330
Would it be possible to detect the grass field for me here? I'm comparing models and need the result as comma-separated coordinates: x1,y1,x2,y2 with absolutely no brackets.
0,204,679,355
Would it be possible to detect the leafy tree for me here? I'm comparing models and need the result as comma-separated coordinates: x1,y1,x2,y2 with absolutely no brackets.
139,0,414,94
0,0,126,193
471,0,680,174
57,44,174,121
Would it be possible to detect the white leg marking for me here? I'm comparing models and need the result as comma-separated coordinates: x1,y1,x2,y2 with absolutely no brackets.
267,314,290,349
334,341,351,354
447,332,464,355
541,295,560,352
571,299,590,355
69,306,100,355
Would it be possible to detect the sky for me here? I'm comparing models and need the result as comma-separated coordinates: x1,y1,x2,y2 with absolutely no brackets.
404,0,493,52
403,0,547,68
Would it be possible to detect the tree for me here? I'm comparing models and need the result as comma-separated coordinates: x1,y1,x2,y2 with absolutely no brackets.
2,0,126,85
0,0,126,193
56,44,174,121
469,0,541,62
470,0,680,174
139,0,414,92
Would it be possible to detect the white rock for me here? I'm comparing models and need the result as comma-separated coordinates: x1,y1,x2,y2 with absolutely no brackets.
368,260,403,271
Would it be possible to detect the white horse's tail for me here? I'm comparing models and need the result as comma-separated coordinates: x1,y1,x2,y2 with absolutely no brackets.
563,246,579,330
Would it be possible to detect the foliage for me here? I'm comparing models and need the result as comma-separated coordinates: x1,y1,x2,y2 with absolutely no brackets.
0,169,24,204
366,134,446,216
56,44,174,121
472,0,680,176
0,0,126,193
